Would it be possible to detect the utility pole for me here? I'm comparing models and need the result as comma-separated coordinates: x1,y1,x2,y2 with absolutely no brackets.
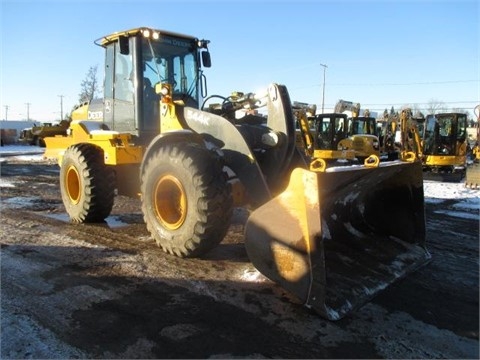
320,64,327,114
4,105,9,120
58,95,64,120
25,102,31,121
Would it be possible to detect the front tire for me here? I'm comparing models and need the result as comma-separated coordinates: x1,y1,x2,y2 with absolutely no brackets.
60,143,115,223
141,142,233,258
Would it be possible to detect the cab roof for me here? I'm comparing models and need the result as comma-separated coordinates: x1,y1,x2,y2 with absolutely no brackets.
94,27,198,47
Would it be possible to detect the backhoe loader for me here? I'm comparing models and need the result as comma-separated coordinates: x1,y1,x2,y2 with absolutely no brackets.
465,104,480,188
44,27,429,320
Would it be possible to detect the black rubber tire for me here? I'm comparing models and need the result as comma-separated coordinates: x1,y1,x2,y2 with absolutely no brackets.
141,142,233,258
60,143,115,223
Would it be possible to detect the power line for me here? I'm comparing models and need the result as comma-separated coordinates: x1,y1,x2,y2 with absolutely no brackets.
292,79,479,89
329,79,479,87
321,100,478,108
360,101,478,106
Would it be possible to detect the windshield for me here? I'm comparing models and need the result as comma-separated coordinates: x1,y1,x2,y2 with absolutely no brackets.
316,115,346,149
434,114,467,140
350,118,377,135
455,114,467,140
142,35,200,105
423,114,466,155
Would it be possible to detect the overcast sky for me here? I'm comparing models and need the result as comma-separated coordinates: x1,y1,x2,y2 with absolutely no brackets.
1,0,479,121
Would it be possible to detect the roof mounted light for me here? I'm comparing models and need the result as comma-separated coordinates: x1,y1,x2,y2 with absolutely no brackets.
142,29,160,40
197,39,210,48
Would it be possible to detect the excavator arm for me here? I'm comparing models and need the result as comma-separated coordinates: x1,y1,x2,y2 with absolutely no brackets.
399,108,423,161
333,99,361,118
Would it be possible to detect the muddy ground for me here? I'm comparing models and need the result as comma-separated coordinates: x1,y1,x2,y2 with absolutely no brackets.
0,152,478,359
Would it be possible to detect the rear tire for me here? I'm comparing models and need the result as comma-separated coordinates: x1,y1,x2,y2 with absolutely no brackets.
141,142,233,258
60,143,115,223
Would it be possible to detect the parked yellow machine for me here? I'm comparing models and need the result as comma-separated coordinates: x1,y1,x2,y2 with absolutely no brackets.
293,102,356,167
397,108,468,181
377,112,401,160
323,100,381,162
19,120,70,147
422,112,468,178
44,27,430,320
465,104,480,188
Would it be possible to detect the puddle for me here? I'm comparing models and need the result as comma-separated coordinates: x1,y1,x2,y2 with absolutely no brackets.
2,196,47,209
1,194,143,229
44,213,132,228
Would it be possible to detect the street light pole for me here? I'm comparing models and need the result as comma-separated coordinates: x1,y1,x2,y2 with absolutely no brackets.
320,63,327,114
58,95,64,120
25,102,31,121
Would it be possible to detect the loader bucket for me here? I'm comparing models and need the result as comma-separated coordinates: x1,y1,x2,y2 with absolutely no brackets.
244,160,430,320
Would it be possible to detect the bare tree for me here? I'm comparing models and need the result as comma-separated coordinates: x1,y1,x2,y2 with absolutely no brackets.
410,104,423,116
426,99,447,115
78,65,100,103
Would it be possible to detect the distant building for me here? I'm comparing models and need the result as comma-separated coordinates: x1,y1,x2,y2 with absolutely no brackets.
0,120,38,145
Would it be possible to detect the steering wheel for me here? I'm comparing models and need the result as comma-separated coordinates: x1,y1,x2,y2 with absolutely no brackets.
201,95,229,111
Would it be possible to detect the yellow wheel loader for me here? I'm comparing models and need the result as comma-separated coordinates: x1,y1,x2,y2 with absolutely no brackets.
44,27,430,320
19,120,70,147
69,98,104,121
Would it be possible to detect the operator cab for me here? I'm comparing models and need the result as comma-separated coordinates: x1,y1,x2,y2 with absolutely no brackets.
96,27,211,143
348,116,378,137
423,113,467,156
315,114,348,150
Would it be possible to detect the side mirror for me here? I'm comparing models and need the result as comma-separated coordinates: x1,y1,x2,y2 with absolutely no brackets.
119,36,129,55
201,51,211,68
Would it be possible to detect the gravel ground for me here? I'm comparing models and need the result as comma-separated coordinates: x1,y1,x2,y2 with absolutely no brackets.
0,149,478,359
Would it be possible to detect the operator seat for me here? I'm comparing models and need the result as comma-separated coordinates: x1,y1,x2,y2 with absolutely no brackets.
143,78,159,131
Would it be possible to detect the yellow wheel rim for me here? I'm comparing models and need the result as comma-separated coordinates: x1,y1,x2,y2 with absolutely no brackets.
65,165,81,205
154,175,187,230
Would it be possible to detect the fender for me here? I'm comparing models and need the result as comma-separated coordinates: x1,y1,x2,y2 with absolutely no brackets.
180,106,272,207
